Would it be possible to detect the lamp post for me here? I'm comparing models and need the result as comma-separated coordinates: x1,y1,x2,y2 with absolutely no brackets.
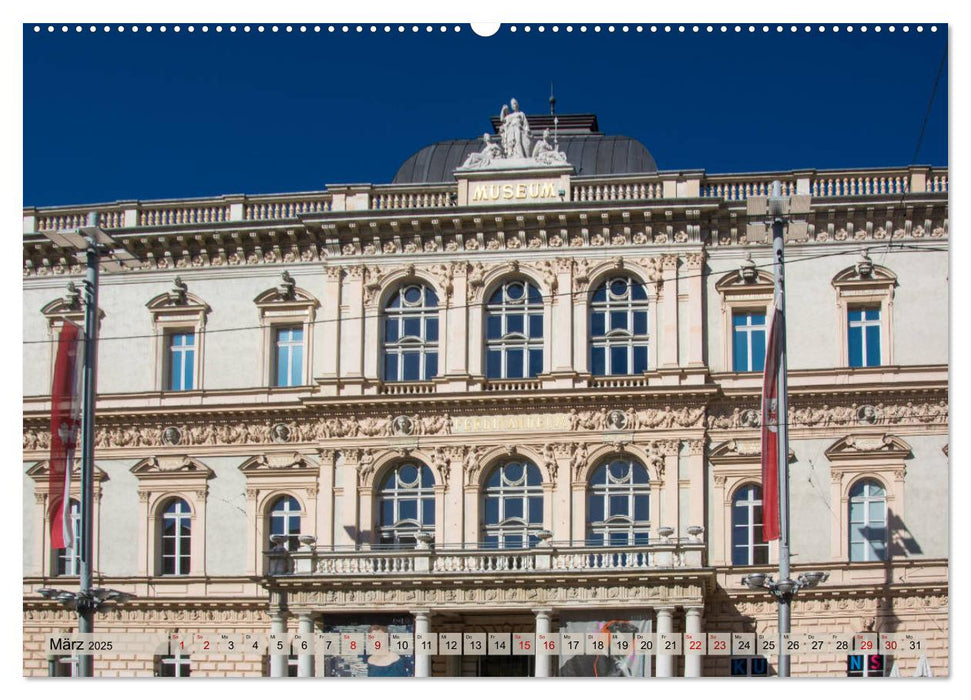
740,571,829,675
40,213,136,676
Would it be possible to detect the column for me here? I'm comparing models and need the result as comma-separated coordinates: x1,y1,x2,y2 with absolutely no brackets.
442,449,464,547
661,441,681,539
319,267,342,391
684,607,703,677
686,441,705,532
534,609,553,677
660,255,679,369
550,259,574,374
269,606,288,677
297,612,315,677
413,610,432,678
445,263,469,377
339,265,365,391
684,252,704,367
655,607,674,678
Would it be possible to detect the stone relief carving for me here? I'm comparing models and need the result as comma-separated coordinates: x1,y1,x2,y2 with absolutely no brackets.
462,445,484,485
22,395,946,452
356,448,375,487
430,447,450,489
568,405,704,431
569,442,589,481
706,399,948,430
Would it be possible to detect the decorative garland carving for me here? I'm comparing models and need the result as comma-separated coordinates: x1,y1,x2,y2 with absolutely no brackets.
567,405,705,431
707,399,948,430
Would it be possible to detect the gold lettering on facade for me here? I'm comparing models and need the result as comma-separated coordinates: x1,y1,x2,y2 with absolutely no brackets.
470,180,560,203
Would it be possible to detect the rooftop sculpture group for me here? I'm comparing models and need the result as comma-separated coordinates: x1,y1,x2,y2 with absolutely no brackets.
460,98,569,170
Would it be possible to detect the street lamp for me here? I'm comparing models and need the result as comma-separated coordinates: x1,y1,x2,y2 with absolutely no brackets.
741,570,829,603
38,587,135,614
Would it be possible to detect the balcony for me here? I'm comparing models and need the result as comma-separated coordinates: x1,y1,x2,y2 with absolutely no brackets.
273,539,707,578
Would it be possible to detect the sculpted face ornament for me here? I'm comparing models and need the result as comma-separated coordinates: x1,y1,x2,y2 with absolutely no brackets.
271,423,291,443
392,415,415,436
607,410,628,431
162,426,182,446
858,404,879,425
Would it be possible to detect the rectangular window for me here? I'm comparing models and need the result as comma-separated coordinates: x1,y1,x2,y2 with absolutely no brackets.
528,349,543,377
732,311,767,372
506,348,524,378
168,331,195,391
402,352,421,381
848,308,881,367
274,327,304,387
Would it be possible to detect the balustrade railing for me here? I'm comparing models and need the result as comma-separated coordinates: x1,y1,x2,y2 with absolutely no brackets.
283,541,704,577
245,197,332,220
371,187,456,210
24,167,946,235
139,204,230,226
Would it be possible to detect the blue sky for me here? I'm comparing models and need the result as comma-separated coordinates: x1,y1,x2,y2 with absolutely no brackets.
23,24,947,206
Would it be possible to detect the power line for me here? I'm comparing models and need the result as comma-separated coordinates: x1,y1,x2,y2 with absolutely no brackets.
22,242,946,346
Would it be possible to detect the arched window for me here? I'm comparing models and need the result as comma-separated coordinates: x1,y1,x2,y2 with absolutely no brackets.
377,463,436,547
384,283,439,382
587,458,651,545
52,498,81,576
590,276,649,376
482,460,543,548
268,495,301,552
486,280,543,379
732,484,769,565
160,498,191,575
849,479,888,562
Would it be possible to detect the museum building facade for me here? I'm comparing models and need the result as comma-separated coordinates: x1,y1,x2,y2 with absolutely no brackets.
22,104,949,677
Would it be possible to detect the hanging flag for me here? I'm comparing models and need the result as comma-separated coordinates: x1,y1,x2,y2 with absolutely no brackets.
761,304,784,542
49,321,84,550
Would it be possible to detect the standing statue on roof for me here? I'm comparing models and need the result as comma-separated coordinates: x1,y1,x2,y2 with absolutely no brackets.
500,98,531,158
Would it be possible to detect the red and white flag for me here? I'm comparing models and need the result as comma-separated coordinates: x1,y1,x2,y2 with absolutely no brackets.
49,322,83,550
760,304,785,542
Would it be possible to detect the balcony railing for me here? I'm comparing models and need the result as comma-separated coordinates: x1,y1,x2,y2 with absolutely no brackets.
23,166,946,235
277,540,706,577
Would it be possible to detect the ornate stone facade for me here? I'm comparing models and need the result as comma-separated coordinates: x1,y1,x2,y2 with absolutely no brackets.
22,119,948,677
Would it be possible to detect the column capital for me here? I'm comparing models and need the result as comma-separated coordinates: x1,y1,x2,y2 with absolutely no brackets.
532,607,554,617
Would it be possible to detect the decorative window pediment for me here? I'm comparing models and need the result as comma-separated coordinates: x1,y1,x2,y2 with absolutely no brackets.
41,282,105,329
825,434,912,461
715,256,775,373
27,460,109,492
130,455,212,577
255,272,318,387
709,439,794,466
254,272,319,314
239,451,319,475
832,254,896,367
130,455,214,479
27,460,107,577
238,452,319,575
824,433,909,561
831,258,898,292
147,277,210,392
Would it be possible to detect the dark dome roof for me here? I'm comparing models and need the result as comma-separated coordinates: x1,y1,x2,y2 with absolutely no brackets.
393,133,658,184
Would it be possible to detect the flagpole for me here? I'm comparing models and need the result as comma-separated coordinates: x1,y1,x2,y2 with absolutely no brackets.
769,181,792,677
78,211,101,677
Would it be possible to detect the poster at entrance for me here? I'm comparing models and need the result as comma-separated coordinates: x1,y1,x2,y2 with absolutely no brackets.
558,611,653,677
320,614,415,677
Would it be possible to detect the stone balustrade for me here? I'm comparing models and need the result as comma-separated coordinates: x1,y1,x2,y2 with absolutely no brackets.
283,541,705,577
23,166,947,234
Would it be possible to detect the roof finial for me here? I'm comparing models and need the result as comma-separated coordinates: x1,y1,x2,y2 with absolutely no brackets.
550,81,559,149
